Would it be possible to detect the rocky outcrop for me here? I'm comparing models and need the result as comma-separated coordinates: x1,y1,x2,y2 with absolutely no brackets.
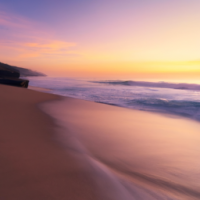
0,62,34,88
0,78,29,88
0,64,20,78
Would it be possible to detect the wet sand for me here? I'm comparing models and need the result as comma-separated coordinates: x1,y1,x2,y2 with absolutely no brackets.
43,98,200,200
1,84,200,199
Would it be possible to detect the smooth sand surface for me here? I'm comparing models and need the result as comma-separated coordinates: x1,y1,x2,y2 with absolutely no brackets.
0,85,107,200
43,98,200,200
1,84,200,200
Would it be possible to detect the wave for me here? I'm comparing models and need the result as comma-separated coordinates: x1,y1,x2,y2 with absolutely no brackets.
96,98,200,121
29,77,200,121
92,80,200,91
127,98,200,120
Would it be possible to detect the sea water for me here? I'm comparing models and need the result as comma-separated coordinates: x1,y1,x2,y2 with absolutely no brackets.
29,76,200,121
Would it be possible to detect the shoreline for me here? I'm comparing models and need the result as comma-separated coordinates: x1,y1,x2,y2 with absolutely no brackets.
1,84,200,199
41,96,200,200
28,83,200,124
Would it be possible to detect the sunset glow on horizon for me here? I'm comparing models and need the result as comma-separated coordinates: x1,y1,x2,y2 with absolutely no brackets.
0,0,200,79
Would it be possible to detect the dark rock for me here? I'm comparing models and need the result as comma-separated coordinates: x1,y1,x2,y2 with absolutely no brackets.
0,62,30,88
0,78,29,88
0,63,20,78
0,61,45,88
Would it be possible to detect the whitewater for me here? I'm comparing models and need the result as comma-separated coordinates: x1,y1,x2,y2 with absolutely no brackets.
29,77,200,121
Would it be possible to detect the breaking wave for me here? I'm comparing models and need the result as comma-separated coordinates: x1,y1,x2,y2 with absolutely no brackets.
125,98,200,120
29,77,200,121
92,80,200,91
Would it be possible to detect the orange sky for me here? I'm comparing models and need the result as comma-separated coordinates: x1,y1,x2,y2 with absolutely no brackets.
0,0,200,79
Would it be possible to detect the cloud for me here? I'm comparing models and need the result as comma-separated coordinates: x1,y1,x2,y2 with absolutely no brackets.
18,41,77,58
0,9,79,61
0,10,40,34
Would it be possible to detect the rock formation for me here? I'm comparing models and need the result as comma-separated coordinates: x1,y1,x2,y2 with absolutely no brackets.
0,62,44,88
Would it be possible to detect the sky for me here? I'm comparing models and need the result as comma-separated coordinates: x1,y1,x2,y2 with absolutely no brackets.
0,0,200,79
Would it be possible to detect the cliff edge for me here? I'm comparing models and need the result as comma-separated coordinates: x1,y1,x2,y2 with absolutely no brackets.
0,62,45,88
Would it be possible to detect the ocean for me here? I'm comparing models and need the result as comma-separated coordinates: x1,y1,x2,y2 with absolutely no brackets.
29,76,200,121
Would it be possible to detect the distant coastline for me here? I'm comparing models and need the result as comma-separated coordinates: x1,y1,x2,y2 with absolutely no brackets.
0,62,46,77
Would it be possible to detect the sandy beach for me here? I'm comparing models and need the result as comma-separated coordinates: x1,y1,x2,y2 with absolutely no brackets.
0,85,104,200
1,84,200,200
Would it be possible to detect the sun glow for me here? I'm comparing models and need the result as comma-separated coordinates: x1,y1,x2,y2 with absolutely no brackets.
0,1,200,79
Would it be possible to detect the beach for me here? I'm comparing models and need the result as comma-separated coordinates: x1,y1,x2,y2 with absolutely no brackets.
0,85,103,200
1,84,200,200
